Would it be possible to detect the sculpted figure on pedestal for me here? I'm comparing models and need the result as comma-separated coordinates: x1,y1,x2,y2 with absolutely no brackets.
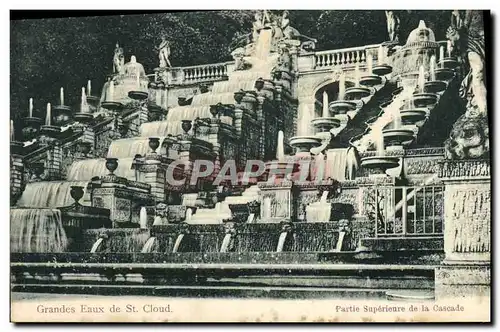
158,37,172,68
112,43,125,75
385,10,401,42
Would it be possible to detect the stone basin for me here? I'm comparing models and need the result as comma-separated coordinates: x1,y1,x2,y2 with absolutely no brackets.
359,75,382,87
392,86,404,97
382,128,415,147
411,92,438,108
101,101,124,111
399,108,428,125
40,125,61,138
424,80,447,94
372,64,393,76
289,135,322,154
434,68,455,81
360,156,400,174
311,117,341,132
128,90,149,100
329,100,357,114
438,57,459,69
344,87,371,100
74,113,94,123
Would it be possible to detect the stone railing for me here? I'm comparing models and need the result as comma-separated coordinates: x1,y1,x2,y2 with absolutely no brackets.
313,44,381,69
164,61,235,86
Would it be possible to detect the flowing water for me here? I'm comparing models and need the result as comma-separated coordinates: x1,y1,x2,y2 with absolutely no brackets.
11,208,68,253
305,191,331,223
16,181,89,208
418,65,426,93
172,234,185,253
141,237,157,253
66,158,137,181
276,232,288,252
338,71,346,100
220,233,232,253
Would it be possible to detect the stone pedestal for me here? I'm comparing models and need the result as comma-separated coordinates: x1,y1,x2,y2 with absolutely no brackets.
136,155,169,202
91,176,155,227
435,159,491,299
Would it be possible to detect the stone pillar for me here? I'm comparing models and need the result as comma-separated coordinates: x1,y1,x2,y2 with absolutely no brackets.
137,156,167,202
435,159,490,299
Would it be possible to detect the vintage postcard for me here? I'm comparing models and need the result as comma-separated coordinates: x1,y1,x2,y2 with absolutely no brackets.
10,9,491,323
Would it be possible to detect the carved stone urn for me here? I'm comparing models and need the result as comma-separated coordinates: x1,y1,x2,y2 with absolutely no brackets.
70,186,85,204
181,120,192,134
105,158,119,175
148,137,160,153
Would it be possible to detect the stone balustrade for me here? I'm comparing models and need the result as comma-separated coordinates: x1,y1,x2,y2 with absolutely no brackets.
313,44,381,69
163,61,234,86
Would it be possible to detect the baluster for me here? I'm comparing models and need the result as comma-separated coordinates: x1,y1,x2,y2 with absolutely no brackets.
360,50,366,63
355,50,360,64
185,69,190,81
346,51,352,64
326,53,331,66
333,53,338,66
340,52,345,65
316,55,322,68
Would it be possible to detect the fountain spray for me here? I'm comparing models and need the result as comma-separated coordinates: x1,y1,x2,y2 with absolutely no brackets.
367,53,373,75
430,55,437,81
418,65,426,93
322,91,329,118
87,80,92,96
136,67,141,89
109,80,114,101
139,207,148,229
60,87,64,106
10,120,15,141
374,126,385,156
439,46,445,63
276,130,285,162
338,71,346,100
355,64,360,87
45,103,51,126
81,87,88,113
446,40,452,58
29,98,33,118
378,45,384,65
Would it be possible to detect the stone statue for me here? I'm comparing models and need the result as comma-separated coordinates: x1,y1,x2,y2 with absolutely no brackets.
113,43,125,74
446,10,487,116
278,10,317,47
444,112,489,159
385,10,401,42
252,11,264,42
158,37,172,68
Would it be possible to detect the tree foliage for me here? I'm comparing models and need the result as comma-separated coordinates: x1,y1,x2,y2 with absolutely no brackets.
10,10,451,131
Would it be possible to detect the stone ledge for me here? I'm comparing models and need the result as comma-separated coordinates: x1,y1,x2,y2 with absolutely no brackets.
438,159,490,179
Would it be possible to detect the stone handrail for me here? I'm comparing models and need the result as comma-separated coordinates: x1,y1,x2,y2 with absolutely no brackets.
313,43,381,69
164,61,235,86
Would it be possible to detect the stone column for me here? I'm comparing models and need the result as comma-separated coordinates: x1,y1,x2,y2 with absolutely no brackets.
435,159,490,299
